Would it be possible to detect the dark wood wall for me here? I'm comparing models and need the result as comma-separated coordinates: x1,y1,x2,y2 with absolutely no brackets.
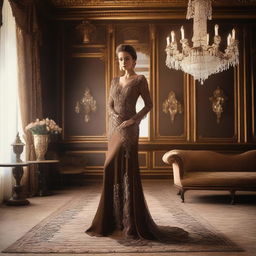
41,1,256,178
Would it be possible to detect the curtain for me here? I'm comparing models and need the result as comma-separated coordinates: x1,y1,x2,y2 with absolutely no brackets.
0,0,3,26
0,0,20,203
9,0,43,196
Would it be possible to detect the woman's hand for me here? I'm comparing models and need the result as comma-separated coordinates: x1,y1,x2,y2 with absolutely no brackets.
119,119,135,129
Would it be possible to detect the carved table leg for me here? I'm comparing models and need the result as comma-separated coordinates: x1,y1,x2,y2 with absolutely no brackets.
230,190,236,205
6,166,30,206
37,164,52,196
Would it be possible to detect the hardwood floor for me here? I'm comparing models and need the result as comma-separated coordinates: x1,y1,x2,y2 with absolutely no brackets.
0,180,255,256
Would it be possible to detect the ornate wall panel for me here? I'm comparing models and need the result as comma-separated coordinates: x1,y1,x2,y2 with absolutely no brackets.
155,24,188,141
67,151,106,169
196,68,237,141
153,151,170,169
49,7,256,178
62,22,108,141
138,151,149,169
251,25,256,141
64,55,107,139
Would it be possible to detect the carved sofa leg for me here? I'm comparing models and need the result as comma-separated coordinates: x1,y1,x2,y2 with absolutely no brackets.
180,189,187,203
230,190,236,205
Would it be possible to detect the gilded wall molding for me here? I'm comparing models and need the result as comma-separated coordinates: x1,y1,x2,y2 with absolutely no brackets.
51,0,256,8
51,0,185,8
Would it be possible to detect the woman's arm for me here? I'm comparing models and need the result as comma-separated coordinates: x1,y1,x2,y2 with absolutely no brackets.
108,78,119,119
120,75,152,129
131,75,153,124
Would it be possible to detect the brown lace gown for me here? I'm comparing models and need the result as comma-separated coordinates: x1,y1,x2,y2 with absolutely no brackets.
86,75,188,242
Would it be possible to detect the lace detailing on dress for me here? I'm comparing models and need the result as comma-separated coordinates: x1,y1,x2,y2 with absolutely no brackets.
113,148,135,238
123,171,132,236
113,183,123,230
86,74,188,243
108,75,152,148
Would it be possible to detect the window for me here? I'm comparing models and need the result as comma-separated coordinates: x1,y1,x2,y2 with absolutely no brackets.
135,51,150,138
0,0,21,202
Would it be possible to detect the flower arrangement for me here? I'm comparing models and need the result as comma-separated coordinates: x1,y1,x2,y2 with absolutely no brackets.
25,118,62,135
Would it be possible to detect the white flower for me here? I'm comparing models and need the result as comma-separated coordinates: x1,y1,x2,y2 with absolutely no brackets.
26,118,62,135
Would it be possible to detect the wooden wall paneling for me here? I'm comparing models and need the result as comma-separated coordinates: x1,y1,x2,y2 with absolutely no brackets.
155,24,188,141
54,17,256,179
152,151,170,169
138,151,149,169
195,22,243,143
150,23,156,142
195,68,237,142
242,25,247,142
66,150,106,169
62,23,108,141
64,54,107,140
250,24,256,141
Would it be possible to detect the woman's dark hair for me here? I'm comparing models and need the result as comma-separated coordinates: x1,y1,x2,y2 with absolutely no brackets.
116,44,137,60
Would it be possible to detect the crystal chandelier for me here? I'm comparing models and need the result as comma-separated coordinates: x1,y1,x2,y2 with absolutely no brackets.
165,0,239,84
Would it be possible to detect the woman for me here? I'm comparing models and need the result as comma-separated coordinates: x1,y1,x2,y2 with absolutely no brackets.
86,44,187,242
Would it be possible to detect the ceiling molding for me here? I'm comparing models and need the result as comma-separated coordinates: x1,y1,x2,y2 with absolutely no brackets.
50,0,256,8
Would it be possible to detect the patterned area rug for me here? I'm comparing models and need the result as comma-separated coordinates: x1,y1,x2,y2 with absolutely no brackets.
3,183,242,253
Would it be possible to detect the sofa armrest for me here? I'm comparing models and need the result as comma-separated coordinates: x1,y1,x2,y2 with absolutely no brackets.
162,150,185,183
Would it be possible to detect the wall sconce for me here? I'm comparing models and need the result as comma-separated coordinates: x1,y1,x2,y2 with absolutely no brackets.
209,86,227,124
75,88,97,123
76,20,96,44
162,90,183,123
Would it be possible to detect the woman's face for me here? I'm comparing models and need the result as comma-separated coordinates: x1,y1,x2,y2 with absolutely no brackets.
117,51,136,72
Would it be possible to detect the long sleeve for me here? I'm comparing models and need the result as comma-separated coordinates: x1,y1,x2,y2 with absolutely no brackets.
108,78,118,117
131,75,153,124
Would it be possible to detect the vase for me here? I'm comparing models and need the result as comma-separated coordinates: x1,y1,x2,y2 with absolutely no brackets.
33,134,49,161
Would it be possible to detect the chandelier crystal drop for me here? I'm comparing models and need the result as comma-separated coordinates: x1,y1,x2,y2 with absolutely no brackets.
165,0,239,84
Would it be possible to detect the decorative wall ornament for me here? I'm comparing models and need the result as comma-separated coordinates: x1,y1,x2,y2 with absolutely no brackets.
75,20,96,43
165,0,239,84
209,86,227,124
162,91,183,123
75,88,97,122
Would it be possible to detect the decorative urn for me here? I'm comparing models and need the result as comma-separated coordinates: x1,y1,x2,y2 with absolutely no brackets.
11,133,25,163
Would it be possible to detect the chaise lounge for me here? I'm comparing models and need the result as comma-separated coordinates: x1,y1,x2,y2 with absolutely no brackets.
162,150,256,204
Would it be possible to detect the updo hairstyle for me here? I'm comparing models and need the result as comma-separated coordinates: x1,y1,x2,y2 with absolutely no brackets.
115,44,137,61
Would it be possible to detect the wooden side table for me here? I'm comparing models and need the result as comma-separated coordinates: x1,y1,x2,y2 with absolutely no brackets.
0,162,30,206
28,160,59,196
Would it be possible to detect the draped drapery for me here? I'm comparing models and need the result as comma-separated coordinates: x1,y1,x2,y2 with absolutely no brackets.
9,0,43,196
0,0,19,203
0,0,3,26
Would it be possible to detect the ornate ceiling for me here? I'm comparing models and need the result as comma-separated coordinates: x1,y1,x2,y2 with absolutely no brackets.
48,0,256,20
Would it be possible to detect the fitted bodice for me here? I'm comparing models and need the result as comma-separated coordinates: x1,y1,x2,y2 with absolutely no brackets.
108,75,152,147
